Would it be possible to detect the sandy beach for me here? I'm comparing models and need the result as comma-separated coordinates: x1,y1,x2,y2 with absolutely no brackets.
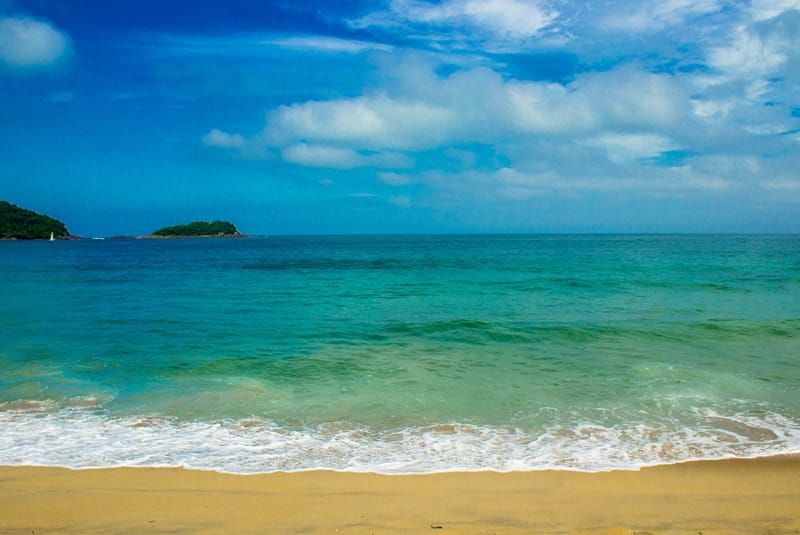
0,456,798,534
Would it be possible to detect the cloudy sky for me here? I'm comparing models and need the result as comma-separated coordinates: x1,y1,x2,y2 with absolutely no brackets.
1,0,799,235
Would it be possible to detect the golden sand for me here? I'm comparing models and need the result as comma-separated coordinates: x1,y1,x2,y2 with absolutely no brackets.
1,456,798,534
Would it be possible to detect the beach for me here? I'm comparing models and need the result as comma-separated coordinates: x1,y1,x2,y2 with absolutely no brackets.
1,456,799,534
4,0,800,526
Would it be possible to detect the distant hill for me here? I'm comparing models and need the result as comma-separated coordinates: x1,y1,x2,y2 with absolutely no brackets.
0,201,70,240
150,220,241,238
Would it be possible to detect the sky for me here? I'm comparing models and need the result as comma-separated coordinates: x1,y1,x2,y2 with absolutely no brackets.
1,0,799,236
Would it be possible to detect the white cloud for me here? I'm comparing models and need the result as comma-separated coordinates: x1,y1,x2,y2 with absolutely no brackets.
707,25,788,79
261,62,690,156
269,35,392,53
190,0,800,226
506,81,596,133
282,143,365,168
586,133,678,164
750,0,800,21
703,7,800,95
697,7,800,138
350,0,558,44
439,157,742,204
505,69,688,135
601,0,722,32
0,15,71,68
205,28,795,201
420,163,735,204
139,32,392,61
575,68,690,130
444,0,557,38
202,128,246,148
281,143,412,169
691,98,735,119
205,55,716,183
267,94,454,151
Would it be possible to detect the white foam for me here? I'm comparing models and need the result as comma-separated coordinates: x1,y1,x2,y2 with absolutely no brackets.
0,406,798,473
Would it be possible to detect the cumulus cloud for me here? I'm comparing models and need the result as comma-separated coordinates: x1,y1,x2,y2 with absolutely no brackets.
215,54,789,212
578,69,690,129
206,54,716,188
508,67,689,135
0,15,71,69
282,143,412,169
202,128,246,148
203,0,800,205
258,60,691,159
505,81,595,133
266,94,454,151
586,133,678,164
282,143,364,168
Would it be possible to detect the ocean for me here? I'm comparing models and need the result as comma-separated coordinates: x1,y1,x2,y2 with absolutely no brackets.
1,234,799,473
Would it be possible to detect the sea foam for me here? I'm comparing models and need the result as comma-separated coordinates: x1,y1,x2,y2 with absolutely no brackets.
1,406,798,474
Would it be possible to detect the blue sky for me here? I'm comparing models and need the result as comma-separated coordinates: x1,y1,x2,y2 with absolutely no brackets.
1,0,799,235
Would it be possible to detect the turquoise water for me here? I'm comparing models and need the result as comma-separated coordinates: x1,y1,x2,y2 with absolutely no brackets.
1,235,799,472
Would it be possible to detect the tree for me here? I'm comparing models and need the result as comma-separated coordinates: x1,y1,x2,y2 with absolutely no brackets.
0,201,70,239
151,220,240,237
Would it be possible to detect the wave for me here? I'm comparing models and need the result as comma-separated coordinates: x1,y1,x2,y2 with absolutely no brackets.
381,318,800,344
241,257,475,272
1,405,798,474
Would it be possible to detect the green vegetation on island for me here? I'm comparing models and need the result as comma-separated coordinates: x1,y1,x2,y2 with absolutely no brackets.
0,201,70,240
151,220,241,237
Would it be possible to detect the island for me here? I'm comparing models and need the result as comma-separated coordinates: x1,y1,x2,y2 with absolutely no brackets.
147,220,242,238
0,201,71,240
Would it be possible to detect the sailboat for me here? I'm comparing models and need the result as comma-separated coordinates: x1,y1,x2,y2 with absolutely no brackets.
49,232,55,241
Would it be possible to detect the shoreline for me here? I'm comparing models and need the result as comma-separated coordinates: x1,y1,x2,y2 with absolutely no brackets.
2,456,798,534
3,452,800,476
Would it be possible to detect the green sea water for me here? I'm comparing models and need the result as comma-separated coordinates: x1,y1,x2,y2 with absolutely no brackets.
1,235,798,472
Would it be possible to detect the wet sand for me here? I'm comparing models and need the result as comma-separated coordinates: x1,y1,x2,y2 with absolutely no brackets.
1,456,798,534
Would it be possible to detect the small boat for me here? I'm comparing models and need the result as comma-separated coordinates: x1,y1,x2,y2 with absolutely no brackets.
49,232,54,241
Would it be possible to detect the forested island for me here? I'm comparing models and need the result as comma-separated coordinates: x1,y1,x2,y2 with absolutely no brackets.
149,220,242,238
1,202,242,240
0,201,71,240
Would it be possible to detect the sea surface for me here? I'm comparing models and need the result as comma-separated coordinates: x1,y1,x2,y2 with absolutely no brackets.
1,235,799,473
